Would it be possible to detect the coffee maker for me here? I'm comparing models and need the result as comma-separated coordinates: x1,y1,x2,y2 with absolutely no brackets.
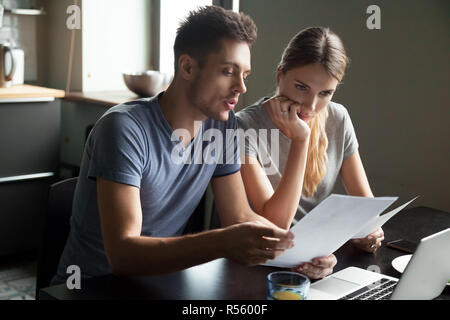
0,2,22,88
0,42,16,87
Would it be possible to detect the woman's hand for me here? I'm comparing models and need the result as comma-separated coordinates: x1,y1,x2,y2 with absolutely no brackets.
263,96,310,142
291,254,337,280
351,228,384,253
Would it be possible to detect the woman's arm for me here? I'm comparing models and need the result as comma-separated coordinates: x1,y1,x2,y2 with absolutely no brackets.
340,151,385,253
340,151,374,197
241,138,309,230
239,96,311,229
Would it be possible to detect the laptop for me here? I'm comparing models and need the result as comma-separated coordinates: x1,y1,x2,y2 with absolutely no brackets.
308,228,450,300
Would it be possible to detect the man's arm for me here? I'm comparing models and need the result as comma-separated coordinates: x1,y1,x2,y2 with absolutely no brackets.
97,177,224,275
96,177,293,276
212,171,337,280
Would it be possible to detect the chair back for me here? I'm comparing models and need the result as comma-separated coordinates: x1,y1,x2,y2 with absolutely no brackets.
36,177,78,297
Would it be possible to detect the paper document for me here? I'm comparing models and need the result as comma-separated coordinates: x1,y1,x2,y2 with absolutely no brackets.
264,194,416,268
351,196,418,239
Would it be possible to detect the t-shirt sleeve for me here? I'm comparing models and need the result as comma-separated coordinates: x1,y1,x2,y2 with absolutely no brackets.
212,111,241,178
343,108,359,159
85,112,148,188
236,113,259,159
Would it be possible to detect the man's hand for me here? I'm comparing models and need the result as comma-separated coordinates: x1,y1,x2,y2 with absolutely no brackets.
351,228,384,253
221,222,294,266
291,254,337,280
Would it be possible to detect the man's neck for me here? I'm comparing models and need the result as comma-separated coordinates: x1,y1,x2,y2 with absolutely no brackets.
158,81,206,146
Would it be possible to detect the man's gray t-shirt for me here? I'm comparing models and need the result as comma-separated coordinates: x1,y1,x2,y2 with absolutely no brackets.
236,98,359,222
52,94,240,284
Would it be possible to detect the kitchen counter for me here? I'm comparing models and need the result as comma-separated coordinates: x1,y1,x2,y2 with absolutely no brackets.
0,86,62,256
64,91,140,108
0,84,65,102
0,85,141,107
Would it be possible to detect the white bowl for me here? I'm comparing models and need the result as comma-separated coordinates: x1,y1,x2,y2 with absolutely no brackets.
123,70,172,97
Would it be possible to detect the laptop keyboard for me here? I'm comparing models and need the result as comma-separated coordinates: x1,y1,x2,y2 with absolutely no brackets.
339,278,398,300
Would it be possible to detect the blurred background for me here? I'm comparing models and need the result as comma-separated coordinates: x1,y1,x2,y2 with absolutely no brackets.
20,0,448,211
0,0,448,299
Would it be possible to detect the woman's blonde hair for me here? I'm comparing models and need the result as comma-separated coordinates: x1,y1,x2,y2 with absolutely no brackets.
277,27,349,197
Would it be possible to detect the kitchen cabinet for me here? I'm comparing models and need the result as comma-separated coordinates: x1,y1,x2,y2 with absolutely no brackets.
0,86,63,256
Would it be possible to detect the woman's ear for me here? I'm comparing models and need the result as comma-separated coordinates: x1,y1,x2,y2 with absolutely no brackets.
276,67,283,84
178,54,196,80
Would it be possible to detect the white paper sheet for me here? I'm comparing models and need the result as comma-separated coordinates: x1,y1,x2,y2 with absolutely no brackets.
351,196,418,239
263,194,397,268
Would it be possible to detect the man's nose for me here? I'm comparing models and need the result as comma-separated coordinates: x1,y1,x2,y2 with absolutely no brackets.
233,76,247,95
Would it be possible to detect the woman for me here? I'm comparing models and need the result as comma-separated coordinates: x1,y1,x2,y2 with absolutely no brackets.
236,27,384,279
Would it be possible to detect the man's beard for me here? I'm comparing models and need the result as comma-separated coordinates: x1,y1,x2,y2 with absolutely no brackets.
186,77,226,121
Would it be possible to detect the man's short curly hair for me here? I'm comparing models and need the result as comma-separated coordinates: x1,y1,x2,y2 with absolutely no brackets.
173,6,257,73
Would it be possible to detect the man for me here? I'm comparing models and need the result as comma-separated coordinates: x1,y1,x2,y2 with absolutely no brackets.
52,6,336,285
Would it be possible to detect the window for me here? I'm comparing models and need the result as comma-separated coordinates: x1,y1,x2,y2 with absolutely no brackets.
159,0,213,76
80,0,240,90
158,0,239,76
82,0,150,91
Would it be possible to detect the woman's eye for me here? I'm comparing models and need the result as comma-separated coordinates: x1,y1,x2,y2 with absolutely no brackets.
223,70,233,76
295,84,307,91
319,91,332,97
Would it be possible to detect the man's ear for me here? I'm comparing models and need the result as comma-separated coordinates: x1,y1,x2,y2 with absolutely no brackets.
178,54,197,80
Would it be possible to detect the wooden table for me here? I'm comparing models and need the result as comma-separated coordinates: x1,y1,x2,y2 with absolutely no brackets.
39,206,450,300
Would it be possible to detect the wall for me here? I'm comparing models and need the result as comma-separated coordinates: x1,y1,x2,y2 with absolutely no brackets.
35,0,83,91
239,0,450,211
